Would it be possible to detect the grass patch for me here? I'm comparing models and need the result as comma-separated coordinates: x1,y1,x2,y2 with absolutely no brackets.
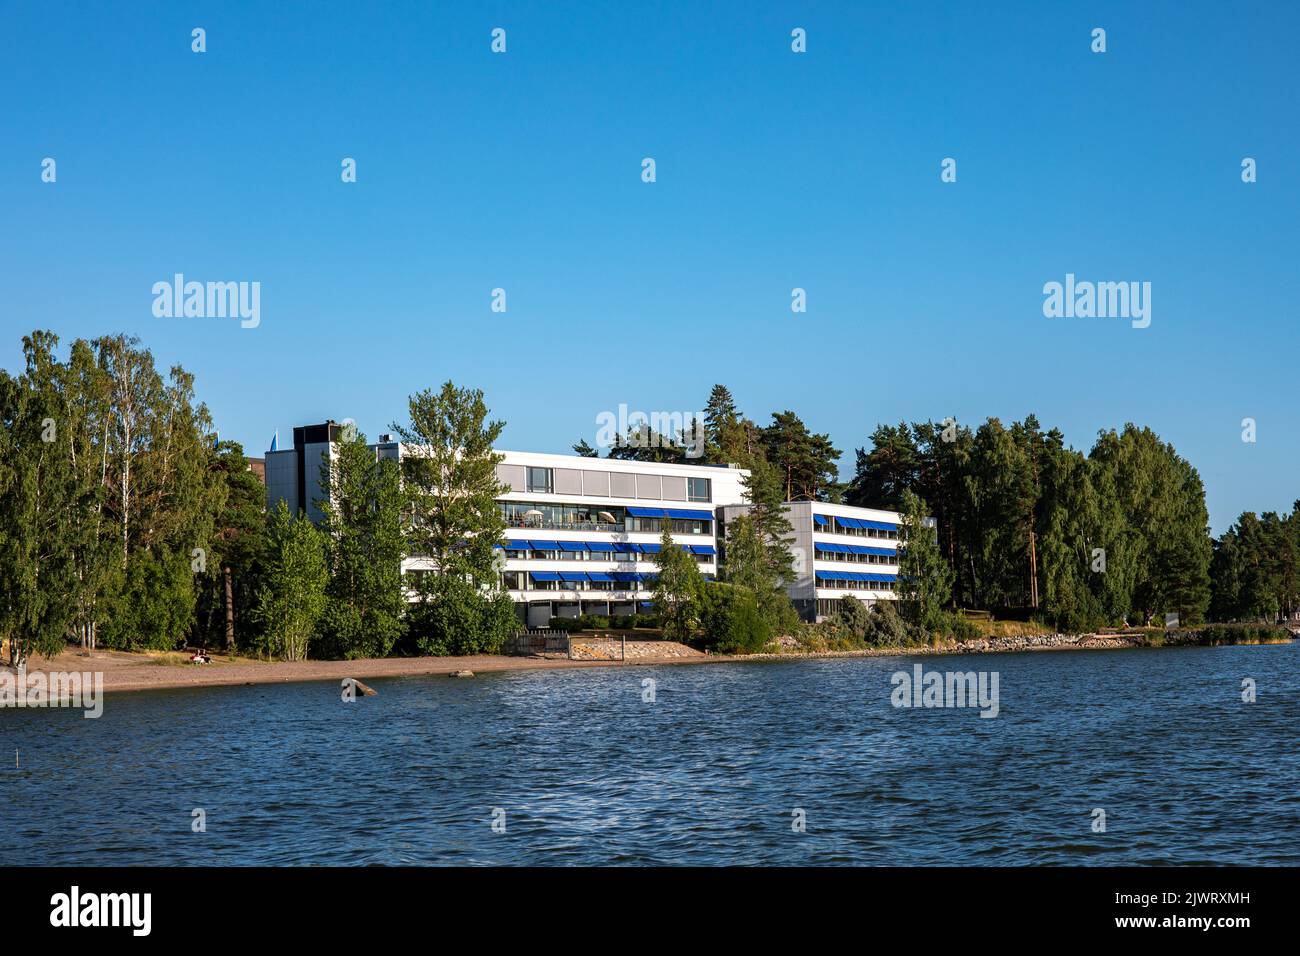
966,618,1052,639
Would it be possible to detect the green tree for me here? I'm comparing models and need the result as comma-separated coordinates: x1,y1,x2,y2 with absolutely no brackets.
193,440,268,653
100,547,196,651
862,600,911,647
253,501,329,660
392,382,514,655
1090,425,1211,624
93,334,225,648
698,581,769,653
63,338,117,652
845,422,920,511
651,524,706,641
316,429,405,659
761,410,840,501
723,458,799,633
834,594,870,640
897,490,953,633
0,333,82,661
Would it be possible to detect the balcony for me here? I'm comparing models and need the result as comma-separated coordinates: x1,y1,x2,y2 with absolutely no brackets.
504,516,624,533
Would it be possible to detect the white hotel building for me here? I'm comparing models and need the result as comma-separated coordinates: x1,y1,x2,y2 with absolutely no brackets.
265,422,906,627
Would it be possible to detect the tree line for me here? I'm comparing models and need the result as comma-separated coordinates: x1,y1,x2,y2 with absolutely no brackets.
847,416,1217,630
1,334,1288,664
0,332,517,663
583,388,1287,632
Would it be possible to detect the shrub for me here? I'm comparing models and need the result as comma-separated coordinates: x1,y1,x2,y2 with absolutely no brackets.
698,582,770,654
834,596,871,640
405,578,516,656
862,600,914,647
936,611,983,643
548,614,613,633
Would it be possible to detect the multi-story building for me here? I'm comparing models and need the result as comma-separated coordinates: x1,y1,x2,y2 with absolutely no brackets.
266,421,914,628
720,500,905,622
265,423,750,628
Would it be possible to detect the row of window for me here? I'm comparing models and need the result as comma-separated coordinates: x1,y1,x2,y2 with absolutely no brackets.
814,550,898,566
817,578,897,592
816,522,899,538
504,572,717,591
502,548,713,565
526,466,712,502
501,501,712,535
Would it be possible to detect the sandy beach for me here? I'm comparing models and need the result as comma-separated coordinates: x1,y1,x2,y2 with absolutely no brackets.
3,646,717,695
6,629,1289,696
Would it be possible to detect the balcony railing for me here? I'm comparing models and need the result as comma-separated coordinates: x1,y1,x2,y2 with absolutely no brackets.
503,517,624,532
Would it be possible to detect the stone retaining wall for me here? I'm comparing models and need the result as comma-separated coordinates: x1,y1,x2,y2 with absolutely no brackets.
569,638,704,661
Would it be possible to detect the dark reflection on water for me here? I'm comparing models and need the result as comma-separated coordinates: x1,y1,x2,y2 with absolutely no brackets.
2,644,1297,865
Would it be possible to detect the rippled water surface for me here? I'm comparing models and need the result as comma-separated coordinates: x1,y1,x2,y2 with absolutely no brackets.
3,644,1298,865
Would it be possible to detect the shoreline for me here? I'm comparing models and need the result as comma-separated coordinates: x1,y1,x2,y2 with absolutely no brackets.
5,631,1292,696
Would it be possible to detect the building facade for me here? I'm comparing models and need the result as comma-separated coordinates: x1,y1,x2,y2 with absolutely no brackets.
265,423,750,628
265,421,912,628
720,500,905,622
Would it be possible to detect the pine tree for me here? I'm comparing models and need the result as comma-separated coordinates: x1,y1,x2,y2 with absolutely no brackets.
761,410,839,501
897,490,953,634
724,458,798,631
198,440,268,652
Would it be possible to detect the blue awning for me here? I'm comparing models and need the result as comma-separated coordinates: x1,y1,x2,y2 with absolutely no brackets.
587,572,614,582
612,571,641,583
864,520,898,531
558,541,586,551
529,540,560,551
531,571,561,582
666,508,713,521
506,540,531,551
627,506,667,518
612,542,640,553
837,517,863,529
639,601,654,608
640,543,662,554
816,542,850,554
558,571,588,582
690,544,716,555
586,541,616,552
813,514,829,526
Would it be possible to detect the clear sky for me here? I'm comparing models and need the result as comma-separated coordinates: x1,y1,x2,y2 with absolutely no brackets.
2,1,1297,534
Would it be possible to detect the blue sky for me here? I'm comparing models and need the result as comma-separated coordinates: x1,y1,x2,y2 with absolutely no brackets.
2,1,1297,534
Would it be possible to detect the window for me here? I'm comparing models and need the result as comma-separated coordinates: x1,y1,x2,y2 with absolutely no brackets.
687,476,711,502
527,467,553,494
